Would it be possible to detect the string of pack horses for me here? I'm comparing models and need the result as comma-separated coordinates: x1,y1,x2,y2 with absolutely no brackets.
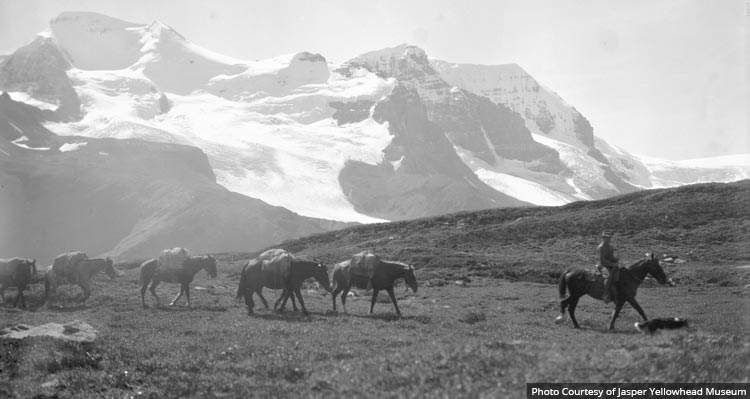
0,243,678,331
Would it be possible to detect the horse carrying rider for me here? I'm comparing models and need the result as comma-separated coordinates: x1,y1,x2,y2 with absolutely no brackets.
596,231,620,303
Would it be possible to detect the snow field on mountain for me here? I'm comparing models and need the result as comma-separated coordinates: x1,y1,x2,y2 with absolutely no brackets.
636,153,750,188
7,92,58,110
44,64,395,223
157,94,392,223
473,169,572,206
449,140,574,206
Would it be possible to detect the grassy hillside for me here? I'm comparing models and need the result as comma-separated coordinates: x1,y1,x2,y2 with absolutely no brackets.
253,180,750,285
1,181,748,398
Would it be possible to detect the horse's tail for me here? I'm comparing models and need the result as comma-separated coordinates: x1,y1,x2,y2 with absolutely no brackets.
558,270,570,299
236,264,248,300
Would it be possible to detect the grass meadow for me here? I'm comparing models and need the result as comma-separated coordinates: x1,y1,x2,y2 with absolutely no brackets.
1,257,748,398
3,182,749,397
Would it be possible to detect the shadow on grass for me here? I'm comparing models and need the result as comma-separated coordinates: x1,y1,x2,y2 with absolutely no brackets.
600,327,641,335
145,305,228,312
568,324,641,335
348,312,432,324
0,301,46,312
243,308,342,322
251,311,313,323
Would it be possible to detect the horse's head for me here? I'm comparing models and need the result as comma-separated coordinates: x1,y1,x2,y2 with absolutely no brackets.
313,262,331,292
103,257,118,279
404,265,418,293
644,252,668,285
205,255,218,278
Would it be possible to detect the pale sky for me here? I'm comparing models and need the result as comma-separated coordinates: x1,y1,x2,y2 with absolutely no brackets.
0,0,747,160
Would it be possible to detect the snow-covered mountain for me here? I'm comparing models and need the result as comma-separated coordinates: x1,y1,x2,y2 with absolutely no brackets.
0,92,344,264
1,12,747,230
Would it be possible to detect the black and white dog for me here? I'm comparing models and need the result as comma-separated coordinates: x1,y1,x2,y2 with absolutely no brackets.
635,318,689,334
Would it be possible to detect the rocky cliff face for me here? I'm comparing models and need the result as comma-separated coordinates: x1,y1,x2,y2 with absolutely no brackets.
342,45,561,168
432,59,640,198
339,84,528,220
0,36,80,121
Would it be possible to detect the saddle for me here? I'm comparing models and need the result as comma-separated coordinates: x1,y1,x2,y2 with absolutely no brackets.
52,252,88,280
349,251,380,289
158,248,190,272
594,264,620,282
258,249,296,278
586,271,605,283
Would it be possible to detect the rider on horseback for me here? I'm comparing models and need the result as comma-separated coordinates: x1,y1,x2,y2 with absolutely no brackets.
596,231,619,303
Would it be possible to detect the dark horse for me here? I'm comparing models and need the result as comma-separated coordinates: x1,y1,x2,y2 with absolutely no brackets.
556,253,670,330
330,258,418,316
0,258,37,308
139,255,217,308
44,253,117,305
235,257,330,316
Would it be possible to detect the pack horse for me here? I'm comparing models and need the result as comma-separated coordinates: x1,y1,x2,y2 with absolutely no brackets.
330,251,418,316
235,249,330,316
139,248,217,308
44,251,117,305
0,257,37,308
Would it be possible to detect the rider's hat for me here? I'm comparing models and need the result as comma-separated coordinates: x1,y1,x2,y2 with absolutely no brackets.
601,231,613,238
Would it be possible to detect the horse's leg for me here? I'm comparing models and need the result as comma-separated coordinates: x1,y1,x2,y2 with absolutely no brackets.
385,287,401,316
45,275,58,306
608,301,625,330
140,279,149,308
149,281,161,307
331,286,342,312
369,289,379,314
276,288,298,312
556,297,570,324
170,285,184,307
627,298,648,321
79,280,92,304
274,290,287,311
256,288,270,310
568,297,581,329
341,287,350,314
184,284,191,309
290,290,299,312
293,288,308,316
244,290,255,315
12,290,23,309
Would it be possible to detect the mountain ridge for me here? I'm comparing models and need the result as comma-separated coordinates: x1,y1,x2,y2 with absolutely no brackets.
1,11,747,226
